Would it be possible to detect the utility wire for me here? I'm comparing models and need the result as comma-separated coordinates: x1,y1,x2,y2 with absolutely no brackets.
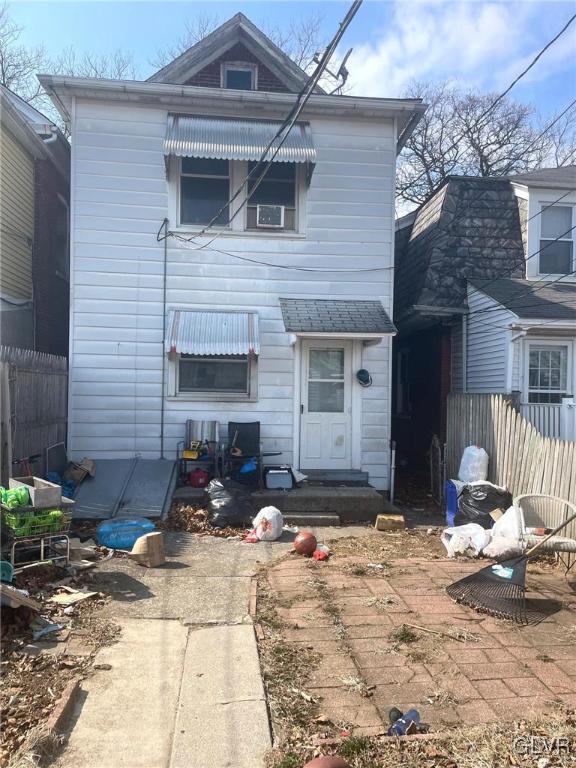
159,0,364,252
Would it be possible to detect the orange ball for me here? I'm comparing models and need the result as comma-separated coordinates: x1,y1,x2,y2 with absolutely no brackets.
293,531,317,556
303,758,352,768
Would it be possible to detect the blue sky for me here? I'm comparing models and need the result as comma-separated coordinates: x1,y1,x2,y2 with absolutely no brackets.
10,0,576,118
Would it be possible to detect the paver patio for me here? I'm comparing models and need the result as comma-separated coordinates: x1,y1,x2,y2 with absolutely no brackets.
261,550,576,735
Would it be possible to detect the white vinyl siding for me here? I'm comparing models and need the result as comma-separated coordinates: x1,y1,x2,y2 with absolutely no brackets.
466,285,516,393
69,101,395,489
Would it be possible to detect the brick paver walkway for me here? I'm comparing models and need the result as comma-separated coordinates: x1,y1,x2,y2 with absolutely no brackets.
264,553,576,735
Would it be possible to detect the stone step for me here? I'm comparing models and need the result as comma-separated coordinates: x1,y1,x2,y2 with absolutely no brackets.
302,469,370,484
283,512,341,527
252,487,384,523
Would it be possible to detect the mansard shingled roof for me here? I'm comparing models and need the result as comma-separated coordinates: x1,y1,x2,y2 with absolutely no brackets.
394,177,525,322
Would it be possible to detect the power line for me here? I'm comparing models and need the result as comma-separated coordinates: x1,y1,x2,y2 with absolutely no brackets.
417,14,576,196
160,0,364,252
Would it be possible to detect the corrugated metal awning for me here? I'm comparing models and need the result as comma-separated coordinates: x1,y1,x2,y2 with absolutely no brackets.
166,309,260,355
164,114,316,164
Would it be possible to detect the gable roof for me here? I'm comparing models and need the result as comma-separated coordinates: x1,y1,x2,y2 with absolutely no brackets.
394,177,525,323
279,298,396,335
469,277,576,321
508,165,576,190
147,12,321,94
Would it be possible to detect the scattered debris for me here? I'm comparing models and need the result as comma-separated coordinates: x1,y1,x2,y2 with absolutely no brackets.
339,676,374,698
365,596,397,611
424,689,460,706
160,502,245,537
389,625,419,644
0,584,41,612
49,586,99,606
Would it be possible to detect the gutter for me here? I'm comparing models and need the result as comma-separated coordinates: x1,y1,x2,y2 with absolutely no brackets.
37,74,426,139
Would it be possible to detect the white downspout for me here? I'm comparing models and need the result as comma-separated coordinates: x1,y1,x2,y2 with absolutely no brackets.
507,329,526,394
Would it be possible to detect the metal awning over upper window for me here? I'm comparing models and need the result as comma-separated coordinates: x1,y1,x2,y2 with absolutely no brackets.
166,309,260,356
164,114,316,164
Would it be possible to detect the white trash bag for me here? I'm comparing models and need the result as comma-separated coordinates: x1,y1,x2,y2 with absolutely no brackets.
441,523,492,558
458,445,489,483
483,506,523,559
250,506,284,541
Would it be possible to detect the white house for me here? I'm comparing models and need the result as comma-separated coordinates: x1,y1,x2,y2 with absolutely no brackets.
40,14,425,490
394,166,576,462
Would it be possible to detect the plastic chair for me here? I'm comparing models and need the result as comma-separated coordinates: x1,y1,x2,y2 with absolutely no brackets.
514,493,576,573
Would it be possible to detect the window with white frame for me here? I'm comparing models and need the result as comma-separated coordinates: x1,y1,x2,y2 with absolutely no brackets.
179,354,250,394
527,343,570,403
176,157,302,233
539,205,574,275
247,161,297,231
221,63,257,90
179,158,230,226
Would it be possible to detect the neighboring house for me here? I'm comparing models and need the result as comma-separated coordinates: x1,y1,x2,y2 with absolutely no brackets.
393,166,576,463
0,86,70,355
39,13,425,490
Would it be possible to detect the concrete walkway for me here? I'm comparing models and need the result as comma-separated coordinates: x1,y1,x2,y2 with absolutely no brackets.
56,527,372,768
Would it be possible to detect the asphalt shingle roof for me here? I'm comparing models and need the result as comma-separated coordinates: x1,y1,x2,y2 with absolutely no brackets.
469,277,576,320
279,298,396,334
508,165,576,189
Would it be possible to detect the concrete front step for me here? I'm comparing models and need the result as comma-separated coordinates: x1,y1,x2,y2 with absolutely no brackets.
302,469,370,484
252,487,384,523
172,485,387,523
283,512,341,527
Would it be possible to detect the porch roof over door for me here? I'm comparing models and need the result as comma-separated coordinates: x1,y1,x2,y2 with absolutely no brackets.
279,298,397,337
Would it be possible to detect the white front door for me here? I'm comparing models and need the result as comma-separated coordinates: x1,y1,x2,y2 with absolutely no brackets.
300,340,352,470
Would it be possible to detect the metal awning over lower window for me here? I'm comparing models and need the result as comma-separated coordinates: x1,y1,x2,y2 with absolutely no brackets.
164,114,316,164
166,309,260,356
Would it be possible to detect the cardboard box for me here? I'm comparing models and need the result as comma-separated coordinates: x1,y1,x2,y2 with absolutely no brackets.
9,476,62,508
375,514,405,531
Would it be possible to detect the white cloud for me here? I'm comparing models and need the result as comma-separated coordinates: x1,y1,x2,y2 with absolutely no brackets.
346,1,574,98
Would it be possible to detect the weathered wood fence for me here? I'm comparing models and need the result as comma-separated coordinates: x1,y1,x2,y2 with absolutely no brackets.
446,393,576,504
0,346,68,484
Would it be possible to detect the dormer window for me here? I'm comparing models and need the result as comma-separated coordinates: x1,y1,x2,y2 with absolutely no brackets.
221,63,257,90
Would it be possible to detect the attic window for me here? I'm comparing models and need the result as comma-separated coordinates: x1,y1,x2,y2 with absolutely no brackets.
222,63,257,90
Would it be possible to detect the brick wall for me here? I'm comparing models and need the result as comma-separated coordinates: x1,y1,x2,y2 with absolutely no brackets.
184,43,291,92
33,159,69,357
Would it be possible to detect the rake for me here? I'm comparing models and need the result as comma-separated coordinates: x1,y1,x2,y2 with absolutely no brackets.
446,510,576,624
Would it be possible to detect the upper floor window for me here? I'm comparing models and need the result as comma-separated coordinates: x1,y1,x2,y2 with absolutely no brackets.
221,63,257,90
247,162,297,231
180,157,229,226
539,204,574,275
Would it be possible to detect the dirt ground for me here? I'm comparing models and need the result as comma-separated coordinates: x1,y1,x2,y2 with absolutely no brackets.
256,529,576,767
1,558,120,767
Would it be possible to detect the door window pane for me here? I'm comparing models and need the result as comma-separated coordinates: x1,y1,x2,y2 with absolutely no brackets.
308,381,344,412
309,349,344,380
541,206,572,239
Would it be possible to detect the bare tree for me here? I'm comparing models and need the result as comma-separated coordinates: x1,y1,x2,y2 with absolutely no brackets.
52,46,136,80
151,12,222,70
397,81,557,207
543,103,576,167
0,1,46,103
263,12,325,70
151,11,326,74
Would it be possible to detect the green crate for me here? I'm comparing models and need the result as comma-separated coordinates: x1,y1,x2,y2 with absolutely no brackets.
2,508,71,538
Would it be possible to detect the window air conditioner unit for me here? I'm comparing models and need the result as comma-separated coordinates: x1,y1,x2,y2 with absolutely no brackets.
256,204,284,228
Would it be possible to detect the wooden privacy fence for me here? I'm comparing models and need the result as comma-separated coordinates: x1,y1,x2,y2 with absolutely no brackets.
0,346,68,484
446,393,576,505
